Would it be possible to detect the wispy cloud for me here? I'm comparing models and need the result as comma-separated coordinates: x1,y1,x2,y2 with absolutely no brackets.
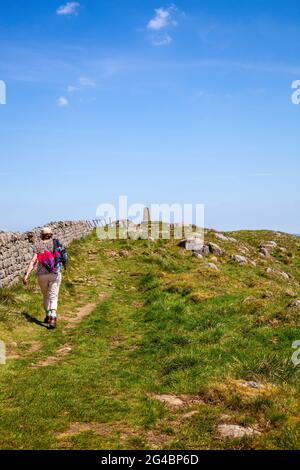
67,85,80,92
147,6,177,30
67,77,96,94
57,96,69,107
56,2,80,16
79,76,96,87
147,5,179,46
151,34,173,47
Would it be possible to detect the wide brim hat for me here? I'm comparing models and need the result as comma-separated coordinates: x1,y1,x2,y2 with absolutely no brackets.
41,227,53,236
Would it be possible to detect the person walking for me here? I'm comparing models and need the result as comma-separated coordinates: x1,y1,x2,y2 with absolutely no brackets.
23,227,67,329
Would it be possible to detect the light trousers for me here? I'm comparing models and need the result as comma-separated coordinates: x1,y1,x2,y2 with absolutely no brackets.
37,272,62,312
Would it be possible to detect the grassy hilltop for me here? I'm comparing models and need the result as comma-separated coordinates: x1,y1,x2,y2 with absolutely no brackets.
0,228,300,450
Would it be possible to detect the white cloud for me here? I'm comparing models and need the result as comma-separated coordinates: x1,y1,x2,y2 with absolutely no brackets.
57,96,69,107
79,76,96,87
67,85,80,92
152,34,172,47
56,2,80,16
147,5,177,30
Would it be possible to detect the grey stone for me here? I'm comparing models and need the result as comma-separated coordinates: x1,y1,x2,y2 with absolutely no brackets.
217,424,260,439
232,255,247,265
208,242,222,256
287,300,300,309
266,268,289,280
193,252,203,259
207,263,219,271
215,233,237,243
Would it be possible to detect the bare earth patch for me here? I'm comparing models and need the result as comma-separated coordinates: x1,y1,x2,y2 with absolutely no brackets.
30,344,72,368
23,341,42,353
56,422,171,449
6,340,42,361
56,422,112,439
64,302,97,329
152,394,204,408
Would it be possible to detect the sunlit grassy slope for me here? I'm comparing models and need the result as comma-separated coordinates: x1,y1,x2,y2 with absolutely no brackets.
0,229,300,450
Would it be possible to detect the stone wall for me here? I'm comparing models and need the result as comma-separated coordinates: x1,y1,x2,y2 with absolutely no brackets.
0,221,92,288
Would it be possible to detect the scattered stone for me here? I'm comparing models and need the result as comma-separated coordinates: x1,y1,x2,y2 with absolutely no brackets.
219,414,231,422
240,381,263,390
208,242,223,256
201,245,210,256
287,300,300,309
217,424,260,439
182,411,199,419
152,394,204,408
259,241,277,257
215,233,228,241
153,394,184,407
232,255,247,265
266,268,290,280
266,241,277,248
259,247,271,258
184,237,204,251
207,263,219,271
239,246,250,254
215,233,237,243
119,249,129,257
192,252,203,259
229,379,277,398
243,296,257,304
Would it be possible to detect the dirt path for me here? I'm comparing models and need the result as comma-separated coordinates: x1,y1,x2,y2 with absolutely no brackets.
29,296,109,368
31,344,72,368
63,302,97,329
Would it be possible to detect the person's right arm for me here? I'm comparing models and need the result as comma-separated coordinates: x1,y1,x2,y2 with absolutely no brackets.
23,254,38,285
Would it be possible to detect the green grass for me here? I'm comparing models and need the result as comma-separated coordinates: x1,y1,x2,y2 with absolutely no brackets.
1,229,300,449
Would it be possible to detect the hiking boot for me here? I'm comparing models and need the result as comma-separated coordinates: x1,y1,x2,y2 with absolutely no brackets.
48,317,57,329
44,315,50,324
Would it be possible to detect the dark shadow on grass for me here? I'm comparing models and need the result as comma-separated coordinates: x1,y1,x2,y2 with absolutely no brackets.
22,311,48,329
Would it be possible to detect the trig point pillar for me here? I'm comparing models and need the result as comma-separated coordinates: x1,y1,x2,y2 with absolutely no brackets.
143,207,151,223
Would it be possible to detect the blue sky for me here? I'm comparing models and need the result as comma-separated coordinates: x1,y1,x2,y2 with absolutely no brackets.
0,0,300,232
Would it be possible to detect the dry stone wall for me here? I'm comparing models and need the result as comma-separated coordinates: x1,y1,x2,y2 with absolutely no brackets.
0,221,92,288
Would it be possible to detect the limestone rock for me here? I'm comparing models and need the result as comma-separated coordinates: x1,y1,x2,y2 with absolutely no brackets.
260,241,277,257
215,233,237,243
217,424,260,439
266,268,289,280
287,300,300,309
243,296,257,304
153,394,184,407
259,247,271,258
232,255,247,265
206,263,219,271
193,252,203,259
208,242,222,256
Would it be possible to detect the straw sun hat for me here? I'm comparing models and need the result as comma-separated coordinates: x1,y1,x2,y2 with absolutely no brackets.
41,227,53,236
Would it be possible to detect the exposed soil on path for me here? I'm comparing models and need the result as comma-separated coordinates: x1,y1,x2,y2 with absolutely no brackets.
30,344,72,368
